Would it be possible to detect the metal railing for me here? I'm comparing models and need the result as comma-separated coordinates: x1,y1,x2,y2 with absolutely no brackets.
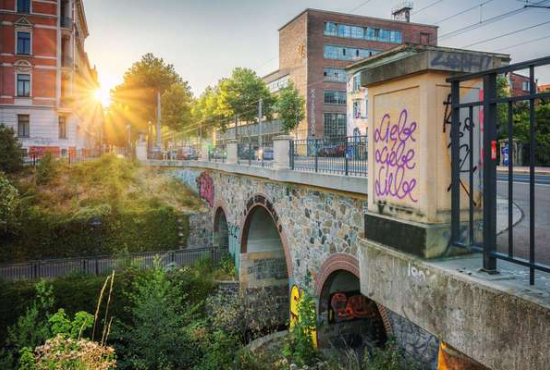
447,55,550,285
237,143,274,168
0,247,229,282
290,135,368,176
148,146,200,161
23,148,121,167
208,144,226,162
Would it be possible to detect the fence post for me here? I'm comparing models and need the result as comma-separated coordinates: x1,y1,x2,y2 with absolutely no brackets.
82,259,86,274
315,139,319,173
344,137,349,176
290,140,294,170
33,262,38,280
211,248,216,266
95,257,99,276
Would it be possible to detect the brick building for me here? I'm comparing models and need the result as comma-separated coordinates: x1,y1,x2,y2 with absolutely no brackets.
0,0,102,158
264,8,438,140
507,72,532,96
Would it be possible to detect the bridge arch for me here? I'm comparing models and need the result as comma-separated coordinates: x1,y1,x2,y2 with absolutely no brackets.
239,194,293,277
213,200,230,249
315,254,392,350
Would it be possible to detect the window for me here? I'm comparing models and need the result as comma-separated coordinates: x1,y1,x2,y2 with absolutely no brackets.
18,115,30,137
17,74,31,97
17,0,31,13
522,81,530,91
353,74,361,92
59,116,67,139
324,45,379,61
350,26,364,39
17,32,31,55
324,113,346,137
420,32,431,45
324,90,346,105
390,30,402,43
353,101,362,118
324,22,337,36
324,68,347,83
337,24,351,38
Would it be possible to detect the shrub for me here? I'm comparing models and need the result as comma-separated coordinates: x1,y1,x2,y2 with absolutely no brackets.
36,152,59,185
0,124,23,174
112,260,198,369
0,173,19,233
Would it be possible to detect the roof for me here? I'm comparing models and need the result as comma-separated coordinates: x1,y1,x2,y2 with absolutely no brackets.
278,8,439,32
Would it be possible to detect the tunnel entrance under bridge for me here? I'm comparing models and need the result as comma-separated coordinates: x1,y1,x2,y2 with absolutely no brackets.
240,195,291,335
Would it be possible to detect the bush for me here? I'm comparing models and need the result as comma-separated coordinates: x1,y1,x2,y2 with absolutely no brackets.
0,173,19,233
0,124,23,174
36,152,58,185
112,260,199,369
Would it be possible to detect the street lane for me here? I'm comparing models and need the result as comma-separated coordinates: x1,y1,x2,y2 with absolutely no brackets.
496,180,550,267
497,173,550,185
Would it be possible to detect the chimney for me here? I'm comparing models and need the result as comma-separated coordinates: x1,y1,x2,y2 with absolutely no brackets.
392,1,414,22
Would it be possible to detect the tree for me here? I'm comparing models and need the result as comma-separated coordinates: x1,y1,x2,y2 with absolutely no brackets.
513,101,550,165
0,123,23,173
276,81,305,133
217,68,274,124
109,54,193,143
0,173,19,233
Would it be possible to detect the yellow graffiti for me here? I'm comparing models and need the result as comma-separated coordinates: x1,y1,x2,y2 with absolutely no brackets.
289,285,318,348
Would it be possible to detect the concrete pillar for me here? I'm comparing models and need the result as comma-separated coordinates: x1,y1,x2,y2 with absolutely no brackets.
354,45,509,258
272,135,293,170
226,140,238,165
200,145,209,161
135,141,147,161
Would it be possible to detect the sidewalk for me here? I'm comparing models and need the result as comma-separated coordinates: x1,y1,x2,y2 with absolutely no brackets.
497,166,550,175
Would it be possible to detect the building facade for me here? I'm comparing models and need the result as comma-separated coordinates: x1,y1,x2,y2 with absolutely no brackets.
264,8,438,140
0,0,102,158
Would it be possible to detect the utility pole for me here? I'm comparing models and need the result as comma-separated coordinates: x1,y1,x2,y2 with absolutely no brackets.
156,90,162,151
258,99,263,147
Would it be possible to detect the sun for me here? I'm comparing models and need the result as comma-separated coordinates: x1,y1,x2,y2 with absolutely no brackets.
94,88,111,107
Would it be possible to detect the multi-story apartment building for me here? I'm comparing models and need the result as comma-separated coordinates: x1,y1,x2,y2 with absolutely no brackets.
0,0,102,158
264,7,438,140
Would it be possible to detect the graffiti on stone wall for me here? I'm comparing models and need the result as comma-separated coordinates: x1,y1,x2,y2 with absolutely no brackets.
290,285,318,348
374,109,418,203
443,94,479,206
173,169,200,192
329,291,380,323
196,172,215,207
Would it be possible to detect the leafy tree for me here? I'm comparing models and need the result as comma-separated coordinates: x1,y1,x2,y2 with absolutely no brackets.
112,260,197,369
109,54,193,143
0,123,23,174
276,81,305,133
513,101,550,165
192,85,224,136
217,68,275,124
0,173,19,233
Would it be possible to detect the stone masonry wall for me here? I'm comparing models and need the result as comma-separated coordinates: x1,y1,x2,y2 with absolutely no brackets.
171,167,439,366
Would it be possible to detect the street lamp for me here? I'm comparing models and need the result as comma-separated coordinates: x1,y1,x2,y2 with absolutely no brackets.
90,217,102,275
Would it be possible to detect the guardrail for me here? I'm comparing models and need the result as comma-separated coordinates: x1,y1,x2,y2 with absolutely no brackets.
290,136,368,176
0,247,229,282
237,143,274,168
447,55,550,285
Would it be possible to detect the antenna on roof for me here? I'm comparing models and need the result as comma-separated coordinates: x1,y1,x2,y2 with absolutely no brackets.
392,1,414,22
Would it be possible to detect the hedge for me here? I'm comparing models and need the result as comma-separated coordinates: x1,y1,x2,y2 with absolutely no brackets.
0,207,185,263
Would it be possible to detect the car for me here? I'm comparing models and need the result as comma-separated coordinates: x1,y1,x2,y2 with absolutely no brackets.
176,147,199,160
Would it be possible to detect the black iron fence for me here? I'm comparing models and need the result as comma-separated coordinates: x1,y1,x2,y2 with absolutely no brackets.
237,143,274,168
290,136,368,176
448,55,550,285
23,148,123,167
0,247,229,282
208,144,226,163
148,146,200,161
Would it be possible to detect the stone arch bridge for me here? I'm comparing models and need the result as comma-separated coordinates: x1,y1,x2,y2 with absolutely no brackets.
146,47,550,370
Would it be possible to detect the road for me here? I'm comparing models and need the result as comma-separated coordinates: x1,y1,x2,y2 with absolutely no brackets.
496,173,550,267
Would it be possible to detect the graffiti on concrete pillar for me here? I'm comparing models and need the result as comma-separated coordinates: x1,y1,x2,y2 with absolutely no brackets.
196,172,214,207
374,109,418,203
329,291,380,323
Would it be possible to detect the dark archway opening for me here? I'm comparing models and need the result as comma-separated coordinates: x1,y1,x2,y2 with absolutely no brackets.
214,207,229,249
318,270,388,352
240,205,290,339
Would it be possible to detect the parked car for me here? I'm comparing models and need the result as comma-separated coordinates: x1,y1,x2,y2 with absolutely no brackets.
261,148,274,160
318,144,345,157
176,147,198,160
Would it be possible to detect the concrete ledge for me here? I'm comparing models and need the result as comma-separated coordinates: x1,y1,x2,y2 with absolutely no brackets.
359,238,550,370
146,159,368,196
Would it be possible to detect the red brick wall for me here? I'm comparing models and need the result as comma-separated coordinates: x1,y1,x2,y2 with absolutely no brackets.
280,9,438,137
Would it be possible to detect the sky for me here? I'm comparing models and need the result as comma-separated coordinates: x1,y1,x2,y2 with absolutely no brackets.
84,0,550,99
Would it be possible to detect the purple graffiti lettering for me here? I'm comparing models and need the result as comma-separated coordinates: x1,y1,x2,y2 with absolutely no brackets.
374,109,418,203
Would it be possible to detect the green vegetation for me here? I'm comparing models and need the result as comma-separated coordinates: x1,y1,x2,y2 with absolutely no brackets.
276,81,306,133
0,123,23,174
0,154,204,262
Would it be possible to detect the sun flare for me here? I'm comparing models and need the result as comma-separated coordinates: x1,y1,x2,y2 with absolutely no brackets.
94,88,111,107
